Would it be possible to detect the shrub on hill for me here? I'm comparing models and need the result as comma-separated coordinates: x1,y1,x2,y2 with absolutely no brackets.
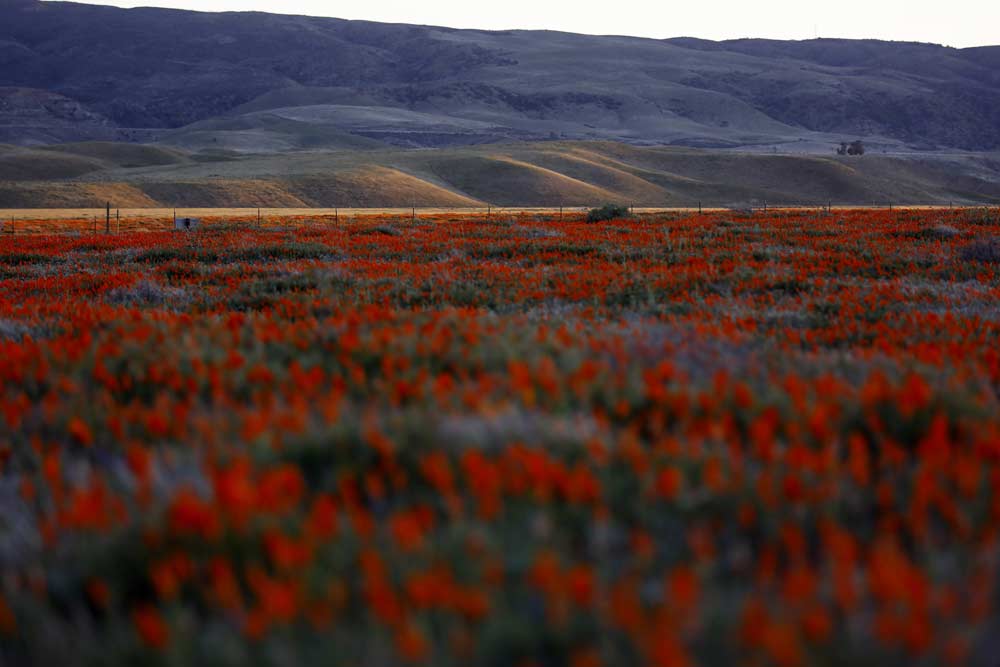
836,140,866,156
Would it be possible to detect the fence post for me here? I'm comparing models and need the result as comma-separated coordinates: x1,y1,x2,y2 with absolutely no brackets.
698,201,702,215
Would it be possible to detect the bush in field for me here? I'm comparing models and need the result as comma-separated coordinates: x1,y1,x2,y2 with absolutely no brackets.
961,237,1000,263
106,280,190,308
962,207,1000,226
586,204,630,223
916,224,961,240
0,318,31,341
353,225,403,237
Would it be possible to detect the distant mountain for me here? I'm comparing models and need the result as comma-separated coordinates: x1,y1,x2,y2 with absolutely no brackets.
1,0,999,151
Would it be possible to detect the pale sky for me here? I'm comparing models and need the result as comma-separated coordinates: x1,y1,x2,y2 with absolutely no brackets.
56,0,999,48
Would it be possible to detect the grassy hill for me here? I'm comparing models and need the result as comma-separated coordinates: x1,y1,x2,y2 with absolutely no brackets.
2,141,999,208
39,143,190,168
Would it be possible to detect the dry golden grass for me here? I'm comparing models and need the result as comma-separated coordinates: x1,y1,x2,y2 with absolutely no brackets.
0,205,974,235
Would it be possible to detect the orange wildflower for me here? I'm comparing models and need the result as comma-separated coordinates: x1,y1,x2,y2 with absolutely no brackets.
655,466,684,499
132,605,169,649
167,488,220,540
68,417,93,446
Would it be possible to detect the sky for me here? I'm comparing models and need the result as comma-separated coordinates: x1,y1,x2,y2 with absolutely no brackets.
57,0,999,48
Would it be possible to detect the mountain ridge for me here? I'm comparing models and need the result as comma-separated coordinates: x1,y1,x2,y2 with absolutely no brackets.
1,1,999,151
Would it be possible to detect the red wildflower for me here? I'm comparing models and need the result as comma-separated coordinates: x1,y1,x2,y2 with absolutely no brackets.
167,488,220,540
132,605,169,649
68,417,93,446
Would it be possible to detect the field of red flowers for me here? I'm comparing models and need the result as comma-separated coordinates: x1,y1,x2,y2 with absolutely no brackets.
1,208,999,666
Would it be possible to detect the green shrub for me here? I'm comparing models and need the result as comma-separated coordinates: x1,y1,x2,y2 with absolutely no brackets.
0,253,61,266
586,204,631,223
135,247,188,264
232,242,330,262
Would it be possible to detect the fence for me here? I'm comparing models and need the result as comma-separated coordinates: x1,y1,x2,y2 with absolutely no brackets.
2,202,999,236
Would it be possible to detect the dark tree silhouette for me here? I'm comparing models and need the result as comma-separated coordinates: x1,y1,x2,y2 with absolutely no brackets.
837,140,866,156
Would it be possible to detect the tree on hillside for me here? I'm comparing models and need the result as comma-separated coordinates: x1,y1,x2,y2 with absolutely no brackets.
837,140,866,156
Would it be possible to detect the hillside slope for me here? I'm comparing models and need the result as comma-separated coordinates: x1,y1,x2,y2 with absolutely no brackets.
2,141,999,208
1,1,999,150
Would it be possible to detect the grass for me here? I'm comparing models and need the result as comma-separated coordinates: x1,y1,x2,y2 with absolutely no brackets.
4,141,1000,209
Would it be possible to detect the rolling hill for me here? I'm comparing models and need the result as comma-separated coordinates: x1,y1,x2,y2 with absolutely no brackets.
1,0,999,151
2,140,999,208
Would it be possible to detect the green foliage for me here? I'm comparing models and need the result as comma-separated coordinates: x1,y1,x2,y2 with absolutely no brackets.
586,204,630,223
